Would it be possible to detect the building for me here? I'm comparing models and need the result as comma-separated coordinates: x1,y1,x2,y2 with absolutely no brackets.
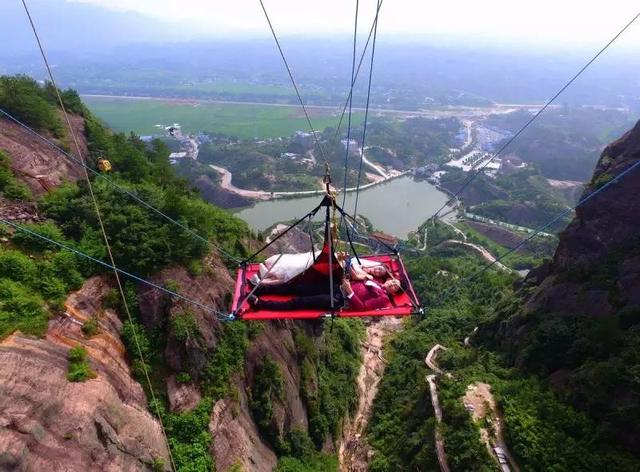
168,152,187,165
340,138,360,157
292,130,316,149
414,163,440,179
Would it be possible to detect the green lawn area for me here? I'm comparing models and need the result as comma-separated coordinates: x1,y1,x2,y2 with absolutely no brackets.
83,96,361,139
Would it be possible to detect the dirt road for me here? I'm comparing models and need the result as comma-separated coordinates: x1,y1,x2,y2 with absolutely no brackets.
339,317,403,471
209,164,410,201
463,382,520,472
425,345,451,472
440,239,512,272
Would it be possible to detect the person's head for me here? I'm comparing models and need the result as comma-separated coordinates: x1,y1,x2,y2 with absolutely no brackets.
383,278,402,296
365,263,391,279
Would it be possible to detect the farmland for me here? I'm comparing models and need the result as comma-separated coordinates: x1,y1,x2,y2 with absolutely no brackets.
83,95,362,139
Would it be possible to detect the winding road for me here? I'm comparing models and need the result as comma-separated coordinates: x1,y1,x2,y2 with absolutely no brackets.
440,239,512,273
209,164,409,201
425,344,451,472
425,342,519,472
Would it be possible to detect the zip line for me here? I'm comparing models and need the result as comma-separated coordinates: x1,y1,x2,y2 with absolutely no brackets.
332,0,384,143
0,107,242,264
340,0,360,212
430,10,640,221
258,0,328,163
353,0,382,219
431,157,640,308
20,1,177,469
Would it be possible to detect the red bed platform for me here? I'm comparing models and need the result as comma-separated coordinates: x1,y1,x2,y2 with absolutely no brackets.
232,251,420,320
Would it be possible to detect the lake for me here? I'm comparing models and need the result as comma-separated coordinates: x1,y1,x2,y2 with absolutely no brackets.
235,176,452,239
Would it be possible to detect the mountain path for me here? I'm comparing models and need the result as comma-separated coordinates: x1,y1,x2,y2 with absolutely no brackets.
338,317,403,471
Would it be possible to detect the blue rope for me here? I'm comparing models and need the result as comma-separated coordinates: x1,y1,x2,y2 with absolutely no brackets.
0,107,242,264
0,218,235,321
432,157,640,307
431,11,640,220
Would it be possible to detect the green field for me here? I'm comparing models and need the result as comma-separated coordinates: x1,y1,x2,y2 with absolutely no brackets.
83,96,361,139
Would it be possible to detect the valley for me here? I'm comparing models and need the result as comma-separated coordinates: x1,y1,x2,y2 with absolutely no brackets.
1,1,640,468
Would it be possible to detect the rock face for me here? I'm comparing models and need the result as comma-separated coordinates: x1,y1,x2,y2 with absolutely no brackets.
208,321,318,472
137,252,235,382
209,387,278,472
0,113,86,195
136,253,315,471
481,120,640,453
0,196,44,224
0,277,170,471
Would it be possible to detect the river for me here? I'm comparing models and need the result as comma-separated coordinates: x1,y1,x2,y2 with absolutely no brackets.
235,176,451,239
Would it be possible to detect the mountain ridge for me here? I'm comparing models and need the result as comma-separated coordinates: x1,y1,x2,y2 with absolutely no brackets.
481,119,640,453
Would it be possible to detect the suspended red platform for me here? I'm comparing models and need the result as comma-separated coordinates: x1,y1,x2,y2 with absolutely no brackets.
232,253,419,319
230,193,421,320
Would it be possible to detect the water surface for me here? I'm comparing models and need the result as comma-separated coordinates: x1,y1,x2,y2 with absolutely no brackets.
236,176,451,239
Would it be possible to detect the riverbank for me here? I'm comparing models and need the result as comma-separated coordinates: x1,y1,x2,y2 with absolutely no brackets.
235,176,452,238
210,164,409,202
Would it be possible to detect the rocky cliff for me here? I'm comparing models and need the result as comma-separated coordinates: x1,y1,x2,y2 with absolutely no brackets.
136,258,331,471
481,120,640,453
0,96,360,471
0,114,85,195
0,277,170,471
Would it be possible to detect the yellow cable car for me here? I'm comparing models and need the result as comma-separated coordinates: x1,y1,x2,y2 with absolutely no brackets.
97,158,112,172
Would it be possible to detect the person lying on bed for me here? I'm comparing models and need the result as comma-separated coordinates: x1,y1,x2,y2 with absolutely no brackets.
251,251,390,287
347,257,391,281
247,277,403,312
251,250,319,286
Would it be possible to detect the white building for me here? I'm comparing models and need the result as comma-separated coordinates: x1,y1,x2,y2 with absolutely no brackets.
168,152,188,165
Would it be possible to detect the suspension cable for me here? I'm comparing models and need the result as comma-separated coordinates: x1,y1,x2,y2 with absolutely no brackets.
353,0,382,219
332,0,384,143
0,219,234,320
431,157,640,308
0,107,242,264
430,10,640,221
20,1,176,468
258,0,328,162
340,0,360,211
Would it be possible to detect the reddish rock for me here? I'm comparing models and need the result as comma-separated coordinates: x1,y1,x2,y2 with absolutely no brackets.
0,277,170,471
0,113,86,195
166,375,202,413
209,387,277,472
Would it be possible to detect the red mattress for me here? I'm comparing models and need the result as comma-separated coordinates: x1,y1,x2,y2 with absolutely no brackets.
232,253,419,320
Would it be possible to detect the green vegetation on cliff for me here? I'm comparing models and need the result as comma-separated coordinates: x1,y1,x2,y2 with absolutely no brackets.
0,227,84,339
0,77,254,471
0,150,32,200
67,345,96,382
367,252,640,471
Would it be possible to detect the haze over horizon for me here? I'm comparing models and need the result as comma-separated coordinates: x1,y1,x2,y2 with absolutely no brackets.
0,0,638,53
1,0,639,109
70,0,639,45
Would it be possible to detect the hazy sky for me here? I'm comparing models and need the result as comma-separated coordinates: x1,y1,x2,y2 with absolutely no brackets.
69,0,640,48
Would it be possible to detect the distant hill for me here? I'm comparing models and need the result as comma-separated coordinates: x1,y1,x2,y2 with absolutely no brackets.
2,2,639,109
0,0,185,57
